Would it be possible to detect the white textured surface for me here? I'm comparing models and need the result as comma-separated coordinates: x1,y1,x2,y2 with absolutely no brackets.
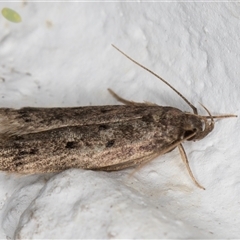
0,2,239,239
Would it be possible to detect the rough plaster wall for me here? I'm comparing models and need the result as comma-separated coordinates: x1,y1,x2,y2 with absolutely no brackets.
0,2,239,239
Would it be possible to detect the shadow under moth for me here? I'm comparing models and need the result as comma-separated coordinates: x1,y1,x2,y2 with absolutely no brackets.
0,45,237,190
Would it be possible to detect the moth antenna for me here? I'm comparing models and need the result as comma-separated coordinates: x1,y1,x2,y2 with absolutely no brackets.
205,114,237,119
112,44,198,114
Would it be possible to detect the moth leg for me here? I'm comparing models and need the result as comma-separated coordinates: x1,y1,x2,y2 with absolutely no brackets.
108,88,157,106
178,144,205,190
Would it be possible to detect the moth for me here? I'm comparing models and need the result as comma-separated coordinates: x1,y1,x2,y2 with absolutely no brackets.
0,45,236,190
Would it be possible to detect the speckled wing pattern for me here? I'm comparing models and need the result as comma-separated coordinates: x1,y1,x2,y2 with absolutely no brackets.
0,105,188,174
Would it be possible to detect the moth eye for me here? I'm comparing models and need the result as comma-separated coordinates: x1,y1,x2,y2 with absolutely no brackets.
184,130,194,138
184,128,198,139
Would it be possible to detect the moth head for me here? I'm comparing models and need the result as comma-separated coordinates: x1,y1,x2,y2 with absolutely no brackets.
184,103,215,141
183,113,214,141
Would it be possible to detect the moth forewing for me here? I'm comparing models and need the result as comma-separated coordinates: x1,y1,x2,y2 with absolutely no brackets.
0,105,192,172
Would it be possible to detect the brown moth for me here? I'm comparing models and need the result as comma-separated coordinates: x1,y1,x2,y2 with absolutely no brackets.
0,45,236,190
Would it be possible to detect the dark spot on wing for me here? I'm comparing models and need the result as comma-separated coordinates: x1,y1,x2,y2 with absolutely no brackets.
15,161,23,167
19,150,28,155
106,139,115,148
85,141,92,147
100,108,112,113
65,141,78,149
99,124,109,131
29,148,38,154
142,114,154,123
18,110,32,122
